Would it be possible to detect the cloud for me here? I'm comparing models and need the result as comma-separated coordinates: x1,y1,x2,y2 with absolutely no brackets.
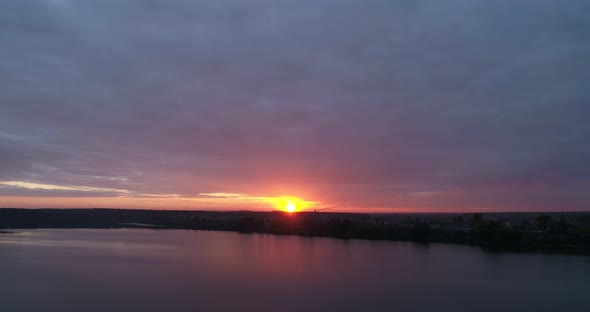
0,181,130,197
198,193,246,198
0,0,589,211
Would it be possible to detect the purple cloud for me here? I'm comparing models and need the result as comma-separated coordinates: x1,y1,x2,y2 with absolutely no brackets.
1,0,589,211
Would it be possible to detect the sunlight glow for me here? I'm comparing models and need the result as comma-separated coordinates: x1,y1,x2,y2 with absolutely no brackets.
269,197,313,213
285,201,297,213
0,182,320,211
197,193,317,212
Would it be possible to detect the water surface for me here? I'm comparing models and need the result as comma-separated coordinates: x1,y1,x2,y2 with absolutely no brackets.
1,229,588,311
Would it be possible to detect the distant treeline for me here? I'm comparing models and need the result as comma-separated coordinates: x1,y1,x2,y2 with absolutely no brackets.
1,208,590,255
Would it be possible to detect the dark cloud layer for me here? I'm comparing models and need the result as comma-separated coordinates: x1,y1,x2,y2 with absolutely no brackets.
1,0,589,211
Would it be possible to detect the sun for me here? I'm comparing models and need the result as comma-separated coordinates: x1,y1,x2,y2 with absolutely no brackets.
270,196,314,213
285,200,297,213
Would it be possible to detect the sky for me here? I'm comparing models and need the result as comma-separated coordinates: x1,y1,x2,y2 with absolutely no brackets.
1,0,589,212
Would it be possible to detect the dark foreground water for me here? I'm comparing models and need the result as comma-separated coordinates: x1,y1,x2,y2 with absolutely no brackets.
1,229,589,312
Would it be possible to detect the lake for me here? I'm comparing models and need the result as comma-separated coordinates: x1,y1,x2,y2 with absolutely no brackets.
1,229,589,311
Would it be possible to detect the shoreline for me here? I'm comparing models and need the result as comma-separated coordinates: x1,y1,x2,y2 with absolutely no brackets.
4,225,590,256
2,208,590,256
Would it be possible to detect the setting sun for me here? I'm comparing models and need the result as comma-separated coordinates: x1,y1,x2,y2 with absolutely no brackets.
269,197,313,213
285,200,297,213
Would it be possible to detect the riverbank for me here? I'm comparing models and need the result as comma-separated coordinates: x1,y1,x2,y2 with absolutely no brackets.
1,208,590,255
